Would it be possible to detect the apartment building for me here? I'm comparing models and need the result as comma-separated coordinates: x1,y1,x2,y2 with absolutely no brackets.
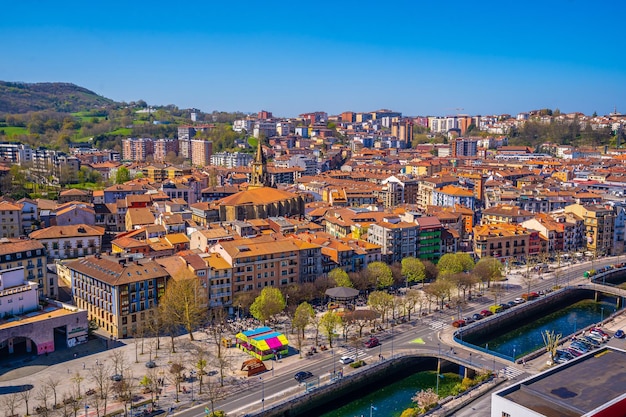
0,239,50,298
367,218,418,264
153,138,178,163
65,255,170,338
482,204,534,225
190,139,213,167
0,201,23,238
564,204,615,257
122,137,154,161
473,223,531,261
210,237,300,295
29,224,105,260
432,185,477,211
210,152,253,168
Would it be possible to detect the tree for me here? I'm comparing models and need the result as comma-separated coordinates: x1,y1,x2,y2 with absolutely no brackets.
425,279,453,310
249,287,286,324
115,166,131,184
45,376,61,409
422,260,439,282
472,257,503,288
18,387,32,417
402,289,423,320
0,393,21,417
412,388,439,412
328,268,352,288
320,311,342,348
367,290,394,325
542,330,562,364
402,257,426,287
90,362,113,414
169,362,185,403
292,302,315,357
367,261,394,289
35,385,51,415
159,272,207,341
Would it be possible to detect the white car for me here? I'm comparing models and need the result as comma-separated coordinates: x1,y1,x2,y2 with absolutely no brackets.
339,356,354,365
514,297,526,304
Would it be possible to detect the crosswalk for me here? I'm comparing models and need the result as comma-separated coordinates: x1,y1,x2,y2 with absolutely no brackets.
429,319,450,331
500,366,524,380
341,347,370,360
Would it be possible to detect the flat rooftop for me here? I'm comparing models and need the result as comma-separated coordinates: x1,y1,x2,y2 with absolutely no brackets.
500,347,626,417
0,304,78,331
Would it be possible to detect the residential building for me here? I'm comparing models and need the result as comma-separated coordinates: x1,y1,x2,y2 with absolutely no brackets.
29,224,105,260
210,237,300,295
0,239,50,298
153,138,178,163
432,185,476,211
0,201,23,238
210,152,253,168
416,216,443,261
190,139,213,167
473,223,531,261
58,189,92,204
17,198,38,235
564,204,615,257
367,217,418,264
482,204,534,225
122,138,154,161
65,255,169,338
55,203,96,226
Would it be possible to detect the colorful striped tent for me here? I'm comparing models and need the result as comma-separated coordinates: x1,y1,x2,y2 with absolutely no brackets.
236,327,289,360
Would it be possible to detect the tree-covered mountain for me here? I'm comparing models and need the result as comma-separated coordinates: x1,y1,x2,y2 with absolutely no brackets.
0,81,116,113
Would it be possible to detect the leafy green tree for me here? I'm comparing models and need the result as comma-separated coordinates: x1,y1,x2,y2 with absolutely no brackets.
402,257,426,287
249,287,286,324
292,302,315,357
329,267,352,288
367,290,394,325
320,311,342,348
367,261,394,289
116,166,131,184
472,257,503,288
425,279,453,310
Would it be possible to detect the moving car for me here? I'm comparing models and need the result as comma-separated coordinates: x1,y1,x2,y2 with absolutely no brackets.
294,371,314,382
364,337,380,348
339,356,354,365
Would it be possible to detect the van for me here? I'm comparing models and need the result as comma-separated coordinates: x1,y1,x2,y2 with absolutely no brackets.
489,305,503,314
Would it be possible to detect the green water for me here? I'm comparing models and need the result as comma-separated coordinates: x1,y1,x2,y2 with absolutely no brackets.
318,371,460,417
465,299,618,359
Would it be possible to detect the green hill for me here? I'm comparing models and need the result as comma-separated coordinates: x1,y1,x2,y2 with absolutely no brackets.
0,81,116,113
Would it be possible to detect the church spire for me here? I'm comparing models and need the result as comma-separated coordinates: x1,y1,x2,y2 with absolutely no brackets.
249,138,268,189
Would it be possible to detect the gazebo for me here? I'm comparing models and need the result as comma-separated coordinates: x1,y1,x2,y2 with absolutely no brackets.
325,286,360,302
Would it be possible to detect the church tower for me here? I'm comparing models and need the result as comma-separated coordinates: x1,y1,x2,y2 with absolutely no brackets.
249,139,268,189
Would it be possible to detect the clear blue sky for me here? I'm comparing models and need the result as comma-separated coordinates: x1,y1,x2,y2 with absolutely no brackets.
2,1,625,117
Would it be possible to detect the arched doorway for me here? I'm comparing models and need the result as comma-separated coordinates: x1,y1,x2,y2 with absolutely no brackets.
0,336,38,359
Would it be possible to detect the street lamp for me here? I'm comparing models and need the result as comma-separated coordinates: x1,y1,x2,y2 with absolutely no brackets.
436,343,441,395
332,349,336,377
190,370,196,401
260,376,265,412
84,404,89,417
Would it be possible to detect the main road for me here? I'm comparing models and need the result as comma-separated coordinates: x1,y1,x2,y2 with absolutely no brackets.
173,256,619,417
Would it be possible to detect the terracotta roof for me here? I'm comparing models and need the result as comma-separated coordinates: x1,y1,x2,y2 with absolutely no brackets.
216,187,299,206
29,224,105,239
126,208,156,225
0,238,45,256
66,256,169,286
60,189,90,196
217,237,300,258
0,201,22,211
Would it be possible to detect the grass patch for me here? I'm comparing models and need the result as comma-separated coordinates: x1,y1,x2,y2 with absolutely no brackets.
0,126,29,136
248,137,258,148
108,127,133,136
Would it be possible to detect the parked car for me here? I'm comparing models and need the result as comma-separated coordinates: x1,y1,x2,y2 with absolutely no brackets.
294,371,314,382
589,329,609,342
339,356,354,365
564,347,583,357
364,337,380,348
489,305,503,314
145,361,156,368
471,313,484,321
522,292,540,301
556,350,574,361
452,319,466,328
463,316,475,325
581,336,601,347
572,338,594,350
514,297,526,304
585,333,604,344
110,374,123,382
498,303,510,310
570,342,589,353
507,301,518,308
615,329,625,339
479,310,493,317
590,327,609,339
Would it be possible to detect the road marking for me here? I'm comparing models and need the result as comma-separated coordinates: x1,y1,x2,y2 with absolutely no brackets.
500,366,524,380
429,320,449,330
411,337,426,344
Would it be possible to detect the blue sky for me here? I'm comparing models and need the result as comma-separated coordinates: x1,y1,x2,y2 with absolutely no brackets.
2,1,625,117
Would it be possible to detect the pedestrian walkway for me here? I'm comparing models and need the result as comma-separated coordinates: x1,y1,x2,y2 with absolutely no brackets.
499,365,525,380
340,347,369,361
429,319,450,331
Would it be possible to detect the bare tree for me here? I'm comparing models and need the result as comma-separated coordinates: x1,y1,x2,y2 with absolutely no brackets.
89,362,112,414
169,362,185,402
70,371,84,398
0,392,21,417
204,376,228,416
109,350,129,377
412,388,439,412
45,376,61,409
18,387,33,417
193,347,209,394
35,385,51,415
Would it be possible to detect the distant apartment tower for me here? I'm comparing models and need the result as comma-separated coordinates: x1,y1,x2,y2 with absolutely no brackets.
210,151,253,168
258,110,273,120
341,112,356,123
178,125,215,159
253,121,277,138
122,138,154,161
391,120,414,142
452,137,478,157
0,143,33,164
233,119,255,133
276,121,293,136
190,139,213,167
153,138,179,163
299,112,328,125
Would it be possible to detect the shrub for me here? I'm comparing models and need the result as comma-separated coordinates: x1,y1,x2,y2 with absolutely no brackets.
400,408,419,417
350,360,366,368
209,411,226,417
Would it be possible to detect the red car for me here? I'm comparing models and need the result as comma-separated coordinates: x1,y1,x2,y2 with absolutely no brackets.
452,319,466,328
480,310,493,317
364,337,380,348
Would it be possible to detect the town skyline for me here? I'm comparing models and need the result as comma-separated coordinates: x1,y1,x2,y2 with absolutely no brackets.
3,1,626,117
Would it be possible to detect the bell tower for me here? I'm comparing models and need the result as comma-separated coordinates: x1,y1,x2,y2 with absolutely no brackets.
249,139,268,189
